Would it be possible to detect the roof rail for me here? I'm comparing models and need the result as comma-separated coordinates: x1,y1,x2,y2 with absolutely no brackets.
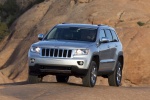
97,24,107,26
62,22,70,24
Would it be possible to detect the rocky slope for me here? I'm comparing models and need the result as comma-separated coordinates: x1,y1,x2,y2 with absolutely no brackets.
0,0,150,86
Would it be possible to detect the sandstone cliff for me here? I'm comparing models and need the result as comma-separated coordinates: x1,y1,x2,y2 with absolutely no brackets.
0,0,150,86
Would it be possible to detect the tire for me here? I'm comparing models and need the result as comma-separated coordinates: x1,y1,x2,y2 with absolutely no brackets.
28,75,43,84
108,61,122,86
82,61,97,87
56,75,69,83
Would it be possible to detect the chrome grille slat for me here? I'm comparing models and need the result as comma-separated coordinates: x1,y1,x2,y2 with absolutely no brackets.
49,49,51,57
57,49,59,57
66,50,68,58
62,49,64,57
41,48,72,58
45,49,46,56
53,49,55,57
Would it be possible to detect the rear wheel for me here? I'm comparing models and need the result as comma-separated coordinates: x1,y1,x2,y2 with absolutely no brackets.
56,75,69,83
108,61,122,86
28,75,43,84
82,61,97,87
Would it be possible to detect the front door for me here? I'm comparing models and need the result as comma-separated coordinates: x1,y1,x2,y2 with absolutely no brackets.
98,29,111,71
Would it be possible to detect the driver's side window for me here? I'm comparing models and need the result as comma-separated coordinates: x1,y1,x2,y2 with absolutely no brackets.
99,30,106,41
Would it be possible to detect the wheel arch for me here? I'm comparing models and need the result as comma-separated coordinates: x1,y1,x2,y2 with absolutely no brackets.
91,55,99,69
118,55,124,69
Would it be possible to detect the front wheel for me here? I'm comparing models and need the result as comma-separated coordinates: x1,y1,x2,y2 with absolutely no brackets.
108,61,122,86
82,61,97,87
56,75,69,83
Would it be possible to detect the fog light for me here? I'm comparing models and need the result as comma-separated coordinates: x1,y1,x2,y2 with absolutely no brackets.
30,58,35,63
77,61,84,65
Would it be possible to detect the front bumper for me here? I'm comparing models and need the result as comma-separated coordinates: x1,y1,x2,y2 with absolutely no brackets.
29,65,88,76
28,57,90,76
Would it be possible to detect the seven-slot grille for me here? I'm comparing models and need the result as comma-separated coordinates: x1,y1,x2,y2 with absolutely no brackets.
41,48,72,58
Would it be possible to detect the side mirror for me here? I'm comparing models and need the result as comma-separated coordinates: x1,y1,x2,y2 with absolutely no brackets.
100,37,109,43
38,34,44,40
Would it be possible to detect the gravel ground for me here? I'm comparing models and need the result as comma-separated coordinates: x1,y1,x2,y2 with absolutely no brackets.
0,82,150,100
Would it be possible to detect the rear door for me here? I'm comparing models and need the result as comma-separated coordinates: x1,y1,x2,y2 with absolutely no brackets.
110,30,120,67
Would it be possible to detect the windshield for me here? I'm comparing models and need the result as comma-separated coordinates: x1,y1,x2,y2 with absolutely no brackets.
44,26,97,42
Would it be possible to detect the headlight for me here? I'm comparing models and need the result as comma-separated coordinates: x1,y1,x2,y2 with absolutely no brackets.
75,49,89,55
30,46,41,53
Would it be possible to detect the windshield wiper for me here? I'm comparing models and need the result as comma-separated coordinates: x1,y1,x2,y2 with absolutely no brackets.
65,38,78,41
46,38,57,40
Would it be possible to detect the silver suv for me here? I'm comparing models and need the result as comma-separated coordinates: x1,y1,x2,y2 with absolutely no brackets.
28,23,124,87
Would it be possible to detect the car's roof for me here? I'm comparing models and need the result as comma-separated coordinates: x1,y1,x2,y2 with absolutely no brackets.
56,23,115,30
56,23,99,29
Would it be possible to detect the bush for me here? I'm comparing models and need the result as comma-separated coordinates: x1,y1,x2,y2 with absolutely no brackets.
137,21,145,26
0,22,9,41
35,0,45,4
2,0,19,15
0,0,45,42
0,0,45,27
0,0,19,27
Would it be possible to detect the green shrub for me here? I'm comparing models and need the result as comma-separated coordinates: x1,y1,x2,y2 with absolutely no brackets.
35,0,45,4
137,21,145,26
0,0,19,26
0,22,9,41
0,0,45,42
119,20,124,22
0,0,45,27
2,0,19,15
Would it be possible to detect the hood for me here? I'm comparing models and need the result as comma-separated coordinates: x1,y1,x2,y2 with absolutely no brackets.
32,40,94,49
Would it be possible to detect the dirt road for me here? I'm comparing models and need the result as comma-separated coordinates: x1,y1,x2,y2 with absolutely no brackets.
0,81,150,100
